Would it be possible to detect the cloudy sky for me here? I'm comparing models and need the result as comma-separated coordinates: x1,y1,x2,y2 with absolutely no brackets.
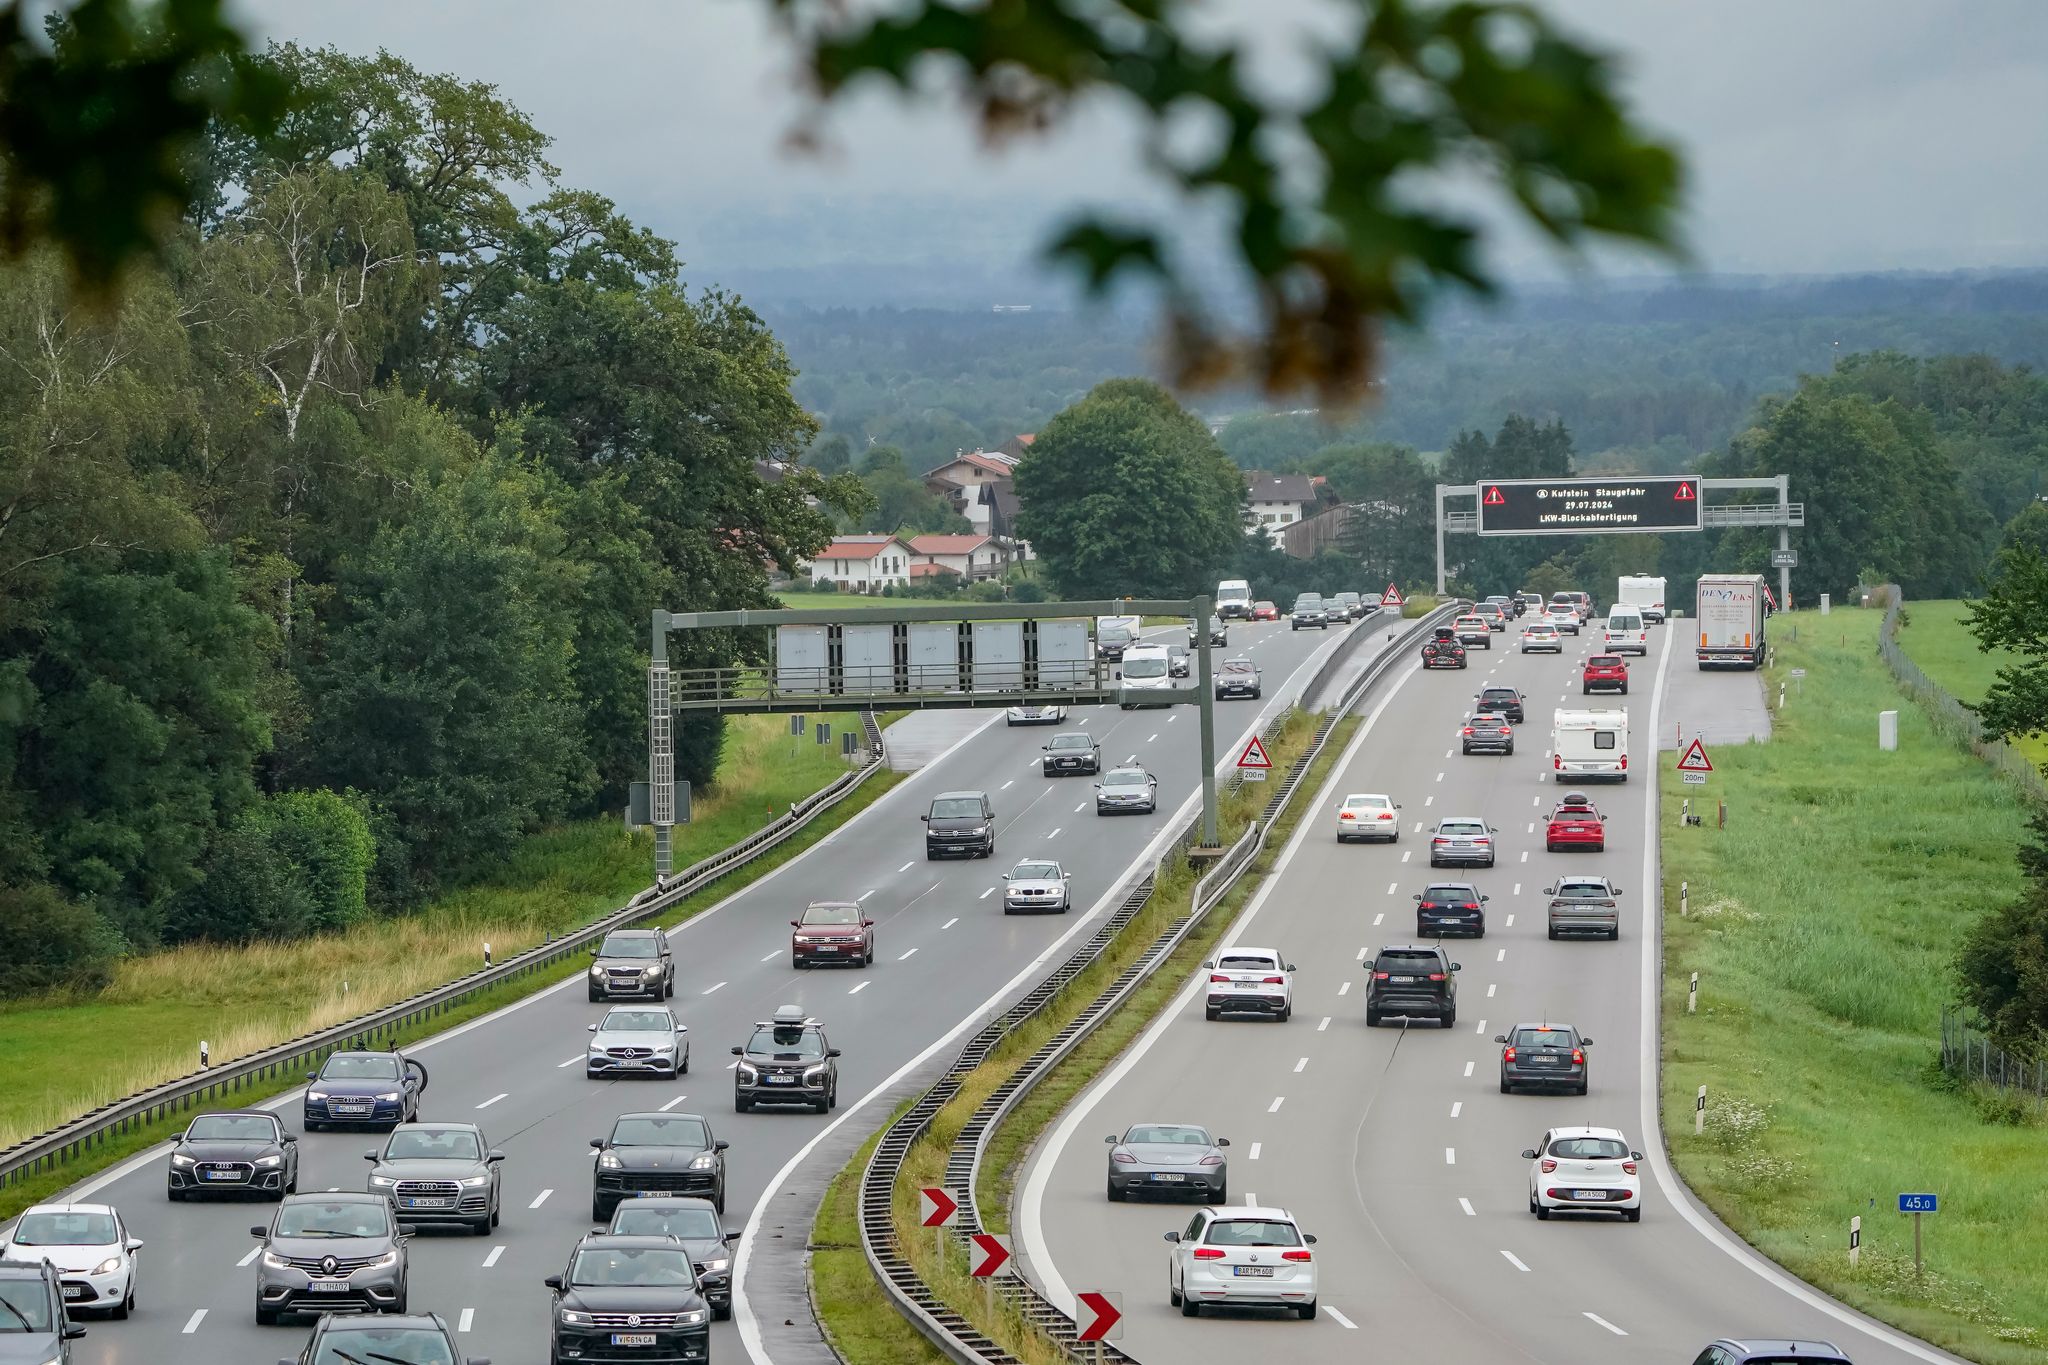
232,0,2048,293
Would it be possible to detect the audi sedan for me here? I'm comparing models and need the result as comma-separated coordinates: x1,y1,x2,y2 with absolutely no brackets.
1428,818,1496,868
1334,792,1400,843
167,1109,298,1200
586,1006,691,1078
1523,1126,1642,1221
1105,1124,1229,1202
1495,1023,1591,1095
1003,859,1071,914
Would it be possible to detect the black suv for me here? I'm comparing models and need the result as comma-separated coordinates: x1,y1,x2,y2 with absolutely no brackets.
1365,945,1460,1027
1420,627,1466,669
1473,685,1525,724
545,1235,711,1365
1460,712,1514,756
607,1196,736,1321
923,790,995,859
1041,733,1101,777
284,1313,488,1365
0,1256,84,1361
589,928,676,1002
591,1112,729,1220
1414,884,1487,937
733,1006,840,1113
1214,658,1261,699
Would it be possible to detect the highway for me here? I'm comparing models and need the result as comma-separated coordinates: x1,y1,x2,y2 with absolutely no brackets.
1019,622,1966,1365
44,613,1370,1365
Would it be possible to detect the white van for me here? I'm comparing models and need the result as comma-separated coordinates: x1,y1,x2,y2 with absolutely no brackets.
1603,608,1649,656
1552,708,1629,783
1117,644,1177,709
1215,579,1253,620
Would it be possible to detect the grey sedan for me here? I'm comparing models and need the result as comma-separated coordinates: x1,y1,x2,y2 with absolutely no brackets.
1104,1123,1229,1202
1003,859,1071,914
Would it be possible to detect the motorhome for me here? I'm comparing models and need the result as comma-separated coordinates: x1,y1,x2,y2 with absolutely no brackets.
1551,708,1629,783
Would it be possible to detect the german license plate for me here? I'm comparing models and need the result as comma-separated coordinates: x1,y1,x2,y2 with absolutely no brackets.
1530,1056,1556,1065
404,1197,452,1208
612,1333,658,1346
765,1074,794,1084
815,946,837,953
204,1169,240,1181
1391,975,1416,983
309,1281,349,1293
1572,1189,1606,1201
1233,1265,1274,1277
1234,981,1259,990
1151,1173,1186,1182
334,1104,370,1115
62,1285,83,1299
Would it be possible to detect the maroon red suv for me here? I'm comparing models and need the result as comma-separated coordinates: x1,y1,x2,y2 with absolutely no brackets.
1581,654,1629,695
789,900,875,968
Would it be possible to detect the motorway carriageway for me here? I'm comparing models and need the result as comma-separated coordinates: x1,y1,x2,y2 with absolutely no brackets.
39,613,1380,1365
1020,623,1968,1365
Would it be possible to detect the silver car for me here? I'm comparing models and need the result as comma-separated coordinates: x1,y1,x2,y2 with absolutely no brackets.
1546,876,1623,940
587,1006,690,1078
1105,1123,1229,1202
1002,859,1071,914
365,1123,504,1235
1095,766,1158,815
251,1193,407,1324
1006,704,1067,726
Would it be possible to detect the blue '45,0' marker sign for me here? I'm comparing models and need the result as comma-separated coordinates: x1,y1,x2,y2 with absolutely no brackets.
1898,1193,1938,1213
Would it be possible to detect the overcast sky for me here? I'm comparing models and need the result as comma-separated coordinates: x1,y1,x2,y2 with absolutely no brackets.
232,0,2048,290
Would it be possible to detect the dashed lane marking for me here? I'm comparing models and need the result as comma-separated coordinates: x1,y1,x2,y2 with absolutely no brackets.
182,1309,207,1334
475,1093,507,1110
1584,1312,1629,1336
1459,1197,1476,1216
942,917,959,929
236,1247,261,1267
482,1245,505,1268
529,1189,553,1209
1502,1249,1531,1272
1249,1142,1262,1160
1268,1096,1285,1113
659,1095,690,1112
849,981,870,995
459,1308,475,1333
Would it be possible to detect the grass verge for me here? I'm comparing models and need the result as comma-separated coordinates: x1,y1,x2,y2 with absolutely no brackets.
808,708,1349,1365
0,716,902,1218
1660,607,2046,1363
810,1099,949,1365
1894,598,2048,766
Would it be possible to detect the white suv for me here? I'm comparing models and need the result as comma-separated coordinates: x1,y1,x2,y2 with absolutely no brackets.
1203,946,1294,1021
1166,1204,1319,1319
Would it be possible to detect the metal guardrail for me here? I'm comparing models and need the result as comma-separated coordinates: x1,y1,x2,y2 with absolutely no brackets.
0,753,889,1197
851,602,1461,1365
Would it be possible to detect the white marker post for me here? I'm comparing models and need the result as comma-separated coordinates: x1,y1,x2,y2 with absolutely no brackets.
1849,1215,1861,1268
199,1040,210,1070
483,941,492,967
1680,880,1689,917
1688,972,1698,1015
1695,1084,1707,1135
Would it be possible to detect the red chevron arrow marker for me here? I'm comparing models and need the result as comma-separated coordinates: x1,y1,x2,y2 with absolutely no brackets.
969,1233,1011,1277
918,1187,958,1228
1076,1289,1124,1342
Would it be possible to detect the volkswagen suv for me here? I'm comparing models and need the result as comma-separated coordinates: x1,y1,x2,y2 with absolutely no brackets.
545,1235,711,1365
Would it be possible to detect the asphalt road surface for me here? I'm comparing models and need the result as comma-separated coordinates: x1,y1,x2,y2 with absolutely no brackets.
1020,621,1966,1365
39,614,1371,1365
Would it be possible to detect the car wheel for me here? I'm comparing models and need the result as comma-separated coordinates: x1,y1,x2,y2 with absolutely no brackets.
1535,1204,1551,1220
168,1186,185,1202
272,1182,288,1202
1205,1006,1220,1022
1620,685,1629,694
1504,745,1514,756
588,986,602,1003
1608,927,1620,941
1576,1080,1589,1096
1299,1301,1318,1321
681,1048,690,1075
257,1306,279,1327
1365,1008,1381,1027
1167,1270,1179,1303
1546,842,1558,853
1581,686,1590,695
389,1287,407,1315
665,974,675,999
1500,1077,1512,1094
1528,1193,1539,1215
491,1196,501,1230
714,1302,733,1321
593,1195,609,1222
305,1119,324,1133
1461,745,1472,755
1180,1288,1200,1317
112,1281,132,1320
1280,1003,1292,1022
1624,1207,1641,1223
716,1182,727,1215
1594,842,1605,853
736,1096,752,1114
1548,926,1559,940
1443,1008,1456,1028
1108,1179,1125,1202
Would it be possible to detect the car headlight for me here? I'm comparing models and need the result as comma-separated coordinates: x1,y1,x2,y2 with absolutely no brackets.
689,1153,717,1170
599,1152,623,1169
460,1173,493,1187
560,1308,593,1326
369,1174,396,1188
967,825,988,836
736,1063,758,1082
375,1091,401,1102
170,1152,196,1167
306,1090,328,1102
679,1309,707,1325
589,964,604,978
255,1153,284,1167
793,934,815,943
261,1251,291,1270
701,1257,730,1274
652,1042,676,1054
802,1063,829,1081
90,1256,122,1276
361,1250,399,1271
641,965,662,976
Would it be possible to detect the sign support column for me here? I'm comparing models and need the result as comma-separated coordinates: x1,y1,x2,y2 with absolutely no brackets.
1434,483,1449,596
1194,595,1218,845
1777,474,1792,610
649,610,674,880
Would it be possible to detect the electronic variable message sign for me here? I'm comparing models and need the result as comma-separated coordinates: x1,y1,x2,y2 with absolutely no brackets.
1476,476,1702,536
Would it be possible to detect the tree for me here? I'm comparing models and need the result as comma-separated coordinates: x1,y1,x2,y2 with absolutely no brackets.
1014,379,1244,598
1999,502,2048,563
162,787,373,944
1325,443,1436,589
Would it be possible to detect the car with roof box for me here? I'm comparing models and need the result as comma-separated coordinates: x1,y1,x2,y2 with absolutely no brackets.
168,1108,298,1199
1546,792,1607,852
732,1006,840,1113
1365,944,1459,1026
587,927,675,1002
545,1233,710,1365
606,1196,736,1320
1421,626,1466,669
365,1122,504,1234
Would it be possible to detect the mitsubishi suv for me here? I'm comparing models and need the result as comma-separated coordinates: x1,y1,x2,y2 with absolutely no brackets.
588,928,676,1002
732,1006,840,1113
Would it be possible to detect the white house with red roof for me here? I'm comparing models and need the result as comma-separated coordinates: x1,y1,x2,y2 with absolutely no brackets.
809,534,916,590
909,532,1006,581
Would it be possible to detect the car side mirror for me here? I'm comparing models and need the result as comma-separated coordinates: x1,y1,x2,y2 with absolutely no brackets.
723,1228,739,1242
1612,888,1623,895
828,1048,843,1058
281,1132,297,1144
919,813,929,822
676,1024,689,1034
126,1238,145,1251
1215,1138,1230,1147
363,1151,379,1162
488,1149,507,1162
587,1023,599,1032
1543,885,1556,895
305,1072,318,1083
1493,1033,1508,1043
1480,895,1490,903
1001,874,1011,880
1303,1233,1318,1245
544,1274,564,1291
1286,964,1297,972
1104,1135,1118,1144
589,946,599,956
1411,893,1421,901
589,1138,606,1149
1163,1231,1181,1243
863,919,876,927
1451,963,1462,972
1202,961,1214,970
250,1225,269,1238
789,920,801,928
730,1046,743,1056
1521,1149,1538,1160
63,1323,87,1340
1631,1150,1644,1161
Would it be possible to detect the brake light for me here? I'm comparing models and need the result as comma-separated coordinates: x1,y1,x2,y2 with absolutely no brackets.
1112,1151,1136,1164
1377,811,1392,820
1463,903,1480,910
1374,972,1389,981
1340,811,1355,820
1620,753,1628,770
1622,1160,1637,1175
1540,1158,1557,1173
1199,1154,1223,1166
1192,1248,1226,1260
1210,974,1230,983
1461,726,1475,736
1571,1048,1585,1064
1262,975,1286,984
1554,754,1562,769
1281,1250,1312,1262
1502,1046,1516,1062
1427,972,1446,981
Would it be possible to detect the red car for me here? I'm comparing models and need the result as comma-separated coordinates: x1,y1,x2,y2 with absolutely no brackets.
790,900,875,967
1545,793,1606,852
1251,600,1279,621
1582,654,1630,695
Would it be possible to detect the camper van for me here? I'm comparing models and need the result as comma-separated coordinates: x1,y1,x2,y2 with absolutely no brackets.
1617,575,1668,624
1551,708,1630,783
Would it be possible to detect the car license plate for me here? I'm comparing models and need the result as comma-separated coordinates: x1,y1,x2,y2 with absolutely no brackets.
1151,1173,1186,1182
310,1280,349,1293
1572,1189,1607,1201
404,1197,452,1208
334,1103,370,1114
815,946,837,953
1530,1056,1556,1065
1234,981,1259,990
204,1169,240,1180
62,1285,84,1299
1390,975,1416,983
1233,1265,1274,1277
612,1333,658,1347
765,1074,795,1084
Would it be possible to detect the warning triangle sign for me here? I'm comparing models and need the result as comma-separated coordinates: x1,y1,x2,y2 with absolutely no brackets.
1382,583,1405,608
1675,737,1713,773
1673,481,1697,501
1483,485,1507,506
1236,735,1273,769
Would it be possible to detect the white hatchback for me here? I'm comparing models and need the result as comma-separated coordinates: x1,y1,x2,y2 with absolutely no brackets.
1166,1204,1319,1318
0,1203,142,1318
1523,1126,1643,1221
1203,946,1294,1021
1334,792,1401,843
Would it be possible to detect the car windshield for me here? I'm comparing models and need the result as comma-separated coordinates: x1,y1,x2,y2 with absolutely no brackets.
1048,734,1091,750
611,1206,722,1240
1105,771,1147,788
1550,1136,1630,1160
1555,882,1611,899
321,1055,399,1081
383,1129,483,1161
611,1117,709,1148
275,1202,390,1238
1526,625,1554,633
1464,715,1504,728
1439,821,1486,836
1125,1125,1210,1145
802,903,860,925
600,936,660,959
1378,952,1441,970
1217,954,1276,971
1222,661,1253,674
1342,796,1386,810
312,1327,458,1365
604,1010,674,1031
186,1114,275,1142
1012,862,1060,881
1203,1219,1302,1247
1513,1028,1573,1049
1123,655,1168,679
748,1027,825,1059
1482,690,1515,701
0,1280,53,1332
568,1246,697,1287
1589,656,1623,667
930,798,983,819
12,1211,116,1246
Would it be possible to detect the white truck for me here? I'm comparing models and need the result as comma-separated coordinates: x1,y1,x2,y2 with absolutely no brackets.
1551,708,1630,783
1695,573,1767,670
1214,579,1253,620
1617,574,1668,624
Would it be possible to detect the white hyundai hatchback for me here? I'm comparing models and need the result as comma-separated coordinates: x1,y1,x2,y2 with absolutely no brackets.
1165,1204,1319,1318
0,1202,142,1318
1334,792,1401,843
1523,1126,1643,1221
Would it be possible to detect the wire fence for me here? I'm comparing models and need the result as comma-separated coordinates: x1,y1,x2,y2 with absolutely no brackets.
1874,587,2048,805
1941,1006,2048,1102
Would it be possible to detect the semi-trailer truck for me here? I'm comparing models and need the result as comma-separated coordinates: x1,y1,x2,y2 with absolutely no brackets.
1695,573,1767,669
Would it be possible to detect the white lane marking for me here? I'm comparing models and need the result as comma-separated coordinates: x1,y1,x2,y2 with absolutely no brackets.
1463,1061,1475,1077
1147,733,1158,742
182,1309,207,1334
1445,1147,1456,1165
760,951,778,962
1502,1249,1531,1272
529,1189,553,1209
1584,1312,1629,1336
1532,794,1541,806
1435,772,1444,782
897,860,914,872
1339,981,1351,996
1386,881,1397,895
1372,912,1384,926
1317,1017,1331,1032
1245,1192,1258,1206
459,1308,476,1333
475,1093,507,1110
1496,948,1506,962
857,890,876,901
1249,1142,1262,1160
1450,1101,1462,1118
899,948,918,961
1459,1197,1476,1217
1520,851,1529,862
1487,984,1497,998
1476,1019,1487,1035
1356,946,1369,961
236,1246,261,1267
558,1054,584,1068
1078,717,1089,725
981,887,995,899
1527,822,1535,834
1002,780,1014,790
1413,821,1423,833
1445,748,1454,758
482,1245,505,1268
702,980,727,994
1268,1096,1285,1113
1424,795,1434,808
1506,914,1515,928
1075,802,1086,812
942,917,959,929
1167,715,1176,723
1513,883,1521,896
1048,828,1061,839
1326,1306,1360,1329
1293,1057,1308,1073
849,981,870,995
1401,850,1411,862
659,1095,690,1112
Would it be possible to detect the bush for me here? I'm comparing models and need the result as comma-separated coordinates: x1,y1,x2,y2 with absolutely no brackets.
1008,579,1047,602
0,884,122,997
163,789,376,944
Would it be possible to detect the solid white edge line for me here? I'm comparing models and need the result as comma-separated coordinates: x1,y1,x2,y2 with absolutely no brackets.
1017,647,1421,1315
1634,627,1964,1363
735,628,1351,1362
